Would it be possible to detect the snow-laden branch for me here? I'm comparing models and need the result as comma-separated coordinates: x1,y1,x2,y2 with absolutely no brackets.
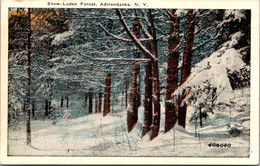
115,9,156,62
97,23,152,43
192,31,221,51
139,21,152,39
42,71,106,87
66,15,147,20
52,77,106,88
158,9,176,21
195,17,238,36
9,73,27,78
85,47,128,57
65,49,149,63
75,69,132,74
96,23,132,42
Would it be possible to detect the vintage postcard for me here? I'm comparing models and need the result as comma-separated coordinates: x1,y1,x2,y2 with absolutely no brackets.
1,0,259,164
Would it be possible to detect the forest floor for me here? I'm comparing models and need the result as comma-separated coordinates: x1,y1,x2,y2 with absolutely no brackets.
8,89,250,157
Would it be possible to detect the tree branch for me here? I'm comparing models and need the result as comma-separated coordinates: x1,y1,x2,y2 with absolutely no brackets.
115,9,156,62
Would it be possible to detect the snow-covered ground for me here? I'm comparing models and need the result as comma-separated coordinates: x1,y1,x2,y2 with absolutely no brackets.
8,87,250,157
8,34,250,157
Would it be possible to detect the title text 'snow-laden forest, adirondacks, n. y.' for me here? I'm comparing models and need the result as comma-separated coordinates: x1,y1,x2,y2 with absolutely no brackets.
8,8,250,156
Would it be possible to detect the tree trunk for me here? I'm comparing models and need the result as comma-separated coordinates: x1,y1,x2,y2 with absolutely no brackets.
133,16,141,108
127,63,140,132
103,73,111,116
95,93,98,114
89,91,93,114
26,8,32,145
32,100,35,117
98,93,102,113
178,9,195,128
199,106,203,128
149,9,161,140
178,103,187,128
125,83,128,108
181,9,195,84
48,101,51,115
45,99,48,117
127,16,141,132
61,97,63,108
165,10,180,133
23,102,26,113
66,96,69,109
142,42,153,136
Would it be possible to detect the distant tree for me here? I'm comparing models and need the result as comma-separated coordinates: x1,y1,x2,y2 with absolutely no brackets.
98,93,102,113
89,89,93,114
103,73,111,116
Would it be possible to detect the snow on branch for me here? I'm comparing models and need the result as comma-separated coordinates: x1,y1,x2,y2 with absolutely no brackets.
66,49,149,63
115,9,156,62
97,23,152,43
9,73,27,78
139,21,152,39
96,23,132,42
51,31,74,46
192,31,220,51
66,15,147,20
54,77,106,88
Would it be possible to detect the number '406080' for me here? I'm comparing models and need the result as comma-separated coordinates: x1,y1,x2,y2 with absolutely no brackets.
208,143,231,147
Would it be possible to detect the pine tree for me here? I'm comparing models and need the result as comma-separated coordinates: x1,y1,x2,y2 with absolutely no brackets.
178,9,195,128
127,16,141,132
165,10,180,133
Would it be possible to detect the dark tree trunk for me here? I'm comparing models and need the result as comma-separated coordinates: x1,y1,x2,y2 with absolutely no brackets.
199,106,203,128
127,16,141,132
181,9,195,84
23,102,26,113
149,9,161,140
127,64,140,132
142,42,153,136
89,91,93,114
95,94,98,114
32,100,35,117
165,10,180,133
103,73,111,116
178,9,195,128
45,99,48,117
178,103,187,128
61,97,63,108
48,101,51,115
98,93,102,113
26,8,32,145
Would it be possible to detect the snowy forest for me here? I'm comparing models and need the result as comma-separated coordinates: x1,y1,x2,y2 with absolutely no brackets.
8,8,251,156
